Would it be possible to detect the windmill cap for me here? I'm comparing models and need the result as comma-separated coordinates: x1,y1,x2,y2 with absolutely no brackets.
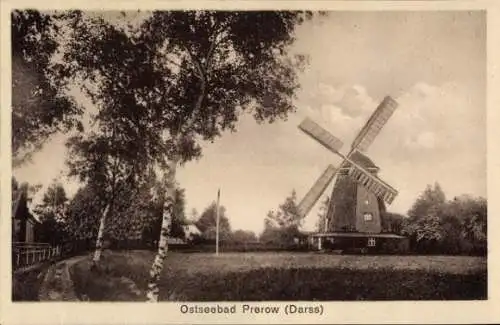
340,151,379,170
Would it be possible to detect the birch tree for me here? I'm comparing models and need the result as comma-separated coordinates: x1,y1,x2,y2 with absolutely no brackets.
61,10,314,301
66,130,145,264
62,13,163,265
140,11,313,301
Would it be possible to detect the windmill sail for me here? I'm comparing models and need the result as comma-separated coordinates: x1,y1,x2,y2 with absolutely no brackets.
351,96,399,153
346,163,398,204
298,118,344,154
297,165,338,217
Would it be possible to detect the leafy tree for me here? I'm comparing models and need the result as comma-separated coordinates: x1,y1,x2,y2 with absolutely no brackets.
259,218,279,244
402,214,443,252
60,12,166,264
36,216,67,246
266,190,302,229
39,182,68,211
403,182,487,255
64,171,187,249
407,182,446,219
171,188,188,238
11,10,82,167
231,229,258,243
403,183,446,253
106,174,160,244
61,10,313,301
139,11,313,301
143,186,188,245
315,196,329,232
442,195,487,254
261,190,303,246
196,202,232,240
66,130,147,263
33,182,70,246
65,183,103,242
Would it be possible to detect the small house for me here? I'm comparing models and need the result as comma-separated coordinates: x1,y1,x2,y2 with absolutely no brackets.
183,222,202,242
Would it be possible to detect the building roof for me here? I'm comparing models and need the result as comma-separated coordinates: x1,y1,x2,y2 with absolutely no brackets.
184,224,201,234
12,184,38,223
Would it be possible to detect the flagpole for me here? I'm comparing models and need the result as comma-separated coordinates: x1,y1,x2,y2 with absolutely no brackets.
215,188,220,256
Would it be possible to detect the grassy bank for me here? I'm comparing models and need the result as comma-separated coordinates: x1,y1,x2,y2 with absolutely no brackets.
69,251,487,301
12,263,50,301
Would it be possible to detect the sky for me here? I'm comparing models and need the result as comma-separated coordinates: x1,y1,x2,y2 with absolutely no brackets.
13,11,487,234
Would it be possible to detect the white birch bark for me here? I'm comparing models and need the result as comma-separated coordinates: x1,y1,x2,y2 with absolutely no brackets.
146,158,178,302
145,48,207,302
92,203,110,263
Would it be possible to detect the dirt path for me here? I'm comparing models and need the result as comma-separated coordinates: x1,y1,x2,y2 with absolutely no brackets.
38,256,86,301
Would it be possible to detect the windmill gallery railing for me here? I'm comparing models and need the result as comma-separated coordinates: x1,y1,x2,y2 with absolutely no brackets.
12,242,62,271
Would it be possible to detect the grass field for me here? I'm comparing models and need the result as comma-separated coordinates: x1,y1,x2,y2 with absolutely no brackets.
70,250,487,301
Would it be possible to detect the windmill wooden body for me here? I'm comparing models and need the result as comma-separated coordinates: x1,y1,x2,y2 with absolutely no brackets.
298,96,408,252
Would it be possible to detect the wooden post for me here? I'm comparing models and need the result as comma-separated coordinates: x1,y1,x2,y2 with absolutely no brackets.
216,189,220,256
318,236,322,250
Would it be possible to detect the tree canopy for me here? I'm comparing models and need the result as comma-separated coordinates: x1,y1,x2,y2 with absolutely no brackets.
61,11,310,173
33,182,69,245
196,202,232,240
402,183,487,255
260,190,303,245
407,182,446,218
230,229,258,243
11,10,82,167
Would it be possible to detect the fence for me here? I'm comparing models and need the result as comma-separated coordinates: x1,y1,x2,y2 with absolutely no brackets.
12,242,62,271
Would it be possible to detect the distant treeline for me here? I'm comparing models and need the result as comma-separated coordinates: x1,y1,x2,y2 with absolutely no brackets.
381,183,486,256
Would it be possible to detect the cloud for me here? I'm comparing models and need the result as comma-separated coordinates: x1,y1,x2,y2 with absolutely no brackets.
333,84,377,118
296,83,384,150
405,131,437,149
292,79,485,223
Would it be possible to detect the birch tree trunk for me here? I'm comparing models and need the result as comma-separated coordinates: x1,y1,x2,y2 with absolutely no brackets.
92,203,110,264
145,52,206,302
146,158,178,302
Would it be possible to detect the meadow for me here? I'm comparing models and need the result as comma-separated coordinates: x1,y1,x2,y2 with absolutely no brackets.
69,251,487,301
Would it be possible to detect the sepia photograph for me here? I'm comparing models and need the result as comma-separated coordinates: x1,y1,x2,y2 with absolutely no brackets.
3,2,497,323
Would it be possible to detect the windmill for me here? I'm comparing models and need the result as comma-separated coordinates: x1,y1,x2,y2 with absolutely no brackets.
297,96,404,251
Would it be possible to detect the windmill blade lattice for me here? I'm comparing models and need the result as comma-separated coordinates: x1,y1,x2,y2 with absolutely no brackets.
351,96,398,153
297,164,338,217
298,118,344,155
346,159,398,204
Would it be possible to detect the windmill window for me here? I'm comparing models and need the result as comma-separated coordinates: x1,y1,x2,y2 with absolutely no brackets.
363,213,373,221
368,238,376,247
